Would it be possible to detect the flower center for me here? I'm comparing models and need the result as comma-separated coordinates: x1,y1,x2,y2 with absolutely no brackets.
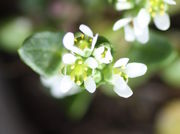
74,34,93,50
148,0,166,17
63,59,92,86
113,66,128,81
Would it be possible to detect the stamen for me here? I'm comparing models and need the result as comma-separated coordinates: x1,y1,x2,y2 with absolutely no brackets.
74,38,78,42
78,61,83,64
81,34,84,39
76,80,81,85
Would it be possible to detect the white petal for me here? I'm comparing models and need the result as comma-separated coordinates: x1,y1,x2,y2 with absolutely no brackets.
164,0,176,5
70,46,84,56
84,77,96,93
116,1,133,11
114,86,133,98
58,75,74,93
125,63,147,78
124,25,135,42
40,75,62,88
136,26,149,44
79,24,93,37
85,57,98,69
137,8,150,28
91,34,98,51
113,18,132,31
51,83,80,98
62,53,76,64
63,32,74,49
94,46,105,56
133,17,144,36
104,49,113,64
114,58,129,68
112,75,133,98
154,13,170,31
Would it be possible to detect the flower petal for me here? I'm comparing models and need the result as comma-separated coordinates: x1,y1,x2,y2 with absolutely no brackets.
137,8,150,28
94,46,105,56
40,75,79,98
154,13,170,31
85,57,98,69
125,63,147,78
50,84,79,98
62,53,76,64
124,25,135,42
40,75,62,88
112,75,133,98
164,0,176,5
58,75,74,93
104,48,113,64
133,17,144,36
136,26,149,44
116,1,133,11
63,32,74,49
114,58,129,68
79,24,93,37
70,46,84,56
113,18,132,31
91,34,98,51
84,77,96,93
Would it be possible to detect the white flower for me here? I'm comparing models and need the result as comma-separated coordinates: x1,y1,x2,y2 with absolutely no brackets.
111,58,147,98
63,24,98,57
40,75,80,98
62,53,98,93
115,0,134,11
93,45,113,64
147,0,176,31
113,8,150,44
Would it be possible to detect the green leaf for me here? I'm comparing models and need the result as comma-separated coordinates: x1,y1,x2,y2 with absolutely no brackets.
127,32,177,88
18,32,64,76
128,32,176,68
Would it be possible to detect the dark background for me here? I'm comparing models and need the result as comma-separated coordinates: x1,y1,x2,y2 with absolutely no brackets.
0,0,180,134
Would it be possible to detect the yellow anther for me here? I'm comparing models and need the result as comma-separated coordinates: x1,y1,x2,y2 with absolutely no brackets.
78,61,83,64
119,72,122,76
149,8,153,13
84,76,87,81
74,38,78,42
152,12,156,17
76,81,81,86
71,65,75,70
89,39,93,42
85,67,88,71
81,34,84,39
160,4,164,9
71,77,75,82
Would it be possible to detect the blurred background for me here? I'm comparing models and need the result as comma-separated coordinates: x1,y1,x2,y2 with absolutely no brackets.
1,0,180,134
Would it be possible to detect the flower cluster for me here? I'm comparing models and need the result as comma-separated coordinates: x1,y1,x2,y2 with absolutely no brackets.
41,24,147,98
113,0,176,44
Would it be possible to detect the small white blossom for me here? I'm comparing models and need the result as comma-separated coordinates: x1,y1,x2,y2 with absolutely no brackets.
63,24,98,57
113,10,150,44
111,58,147,98
62,53,98,93
113,0,176,43
93,45,113,64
